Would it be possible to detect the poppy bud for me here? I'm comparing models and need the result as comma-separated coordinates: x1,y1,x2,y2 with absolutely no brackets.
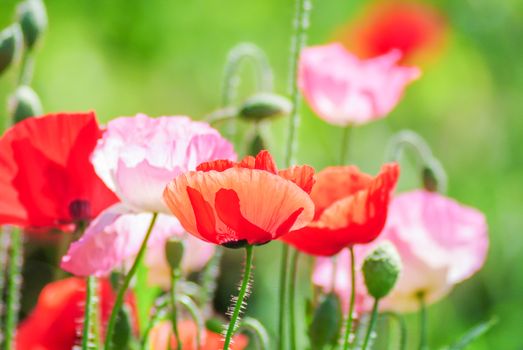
248,132,266,156
17,0,47,50
111,306,132,350
9,85,43,123
308,293,343,349
239,92,292,122
0,24,23,76
165,240,184,270
422,166,438,192
362,241,401,299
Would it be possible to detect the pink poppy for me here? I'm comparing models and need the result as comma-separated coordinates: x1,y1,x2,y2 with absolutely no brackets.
299,43,420,126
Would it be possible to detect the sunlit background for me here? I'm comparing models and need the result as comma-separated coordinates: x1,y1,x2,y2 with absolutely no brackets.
1,0,522,348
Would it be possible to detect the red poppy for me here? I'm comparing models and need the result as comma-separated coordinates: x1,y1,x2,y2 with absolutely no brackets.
163,150,315,247
16,277,126,350
281,163,399,256
339,1,446,63
0,112,118,231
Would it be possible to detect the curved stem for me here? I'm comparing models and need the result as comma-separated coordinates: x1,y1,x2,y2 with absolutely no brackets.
82,276,98,350
170,268,182,349
4,227,23,350
223,245,254,350
289,249,300,350
383,312,407,350
418,292,428,350
239,317,270,350
105,212,158,350
361,298,380,350
278,244,290,350
342,247,356,350
339,126,352,165
178,295,204,349
141,297,169,349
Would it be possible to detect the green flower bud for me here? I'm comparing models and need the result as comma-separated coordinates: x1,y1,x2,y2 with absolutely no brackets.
205,317,223,334
422,167,438,192
248,132,266,156
362,241,402,299
17,0,47,50
9,85,43,124
111,306,132,349
165,240,184,270
308,293,343,349
0,24,23,76
239,92,292,122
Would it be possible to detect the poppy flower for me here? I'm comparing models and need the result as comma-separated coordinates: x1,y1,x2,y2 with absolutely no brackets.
299,43,420,126
91,114,236,213
60,204,214,281
313,190,488,312
149,320,248,350
0,112,118,231
16,277,130,350
339,0,447,63
281,163,399,256
163,150,315,247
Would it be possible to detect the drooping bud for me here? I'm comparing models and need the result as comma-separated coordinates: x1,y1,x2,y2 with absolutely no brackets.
362,241,402,299
165,240,184,270
308,293,343,349
8,85,43,123
17,0,47,50
0,24,23,76
422,167,438,192
248,132,266,156
239,92,292,122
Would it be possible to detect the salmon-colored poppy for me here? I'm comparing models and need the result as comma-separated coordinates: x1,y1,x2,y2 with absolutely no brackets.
16,277,127,350
281,163,399,256
163,150,315,247
149,320,249,350
0,112,118,231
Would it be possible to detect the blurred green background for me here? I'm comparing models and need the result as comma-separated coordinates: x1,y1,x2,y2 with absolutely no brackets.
1,0,522,349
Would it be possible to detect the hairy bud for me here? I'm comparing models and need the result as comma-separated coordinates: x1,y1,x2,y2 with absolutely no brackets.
362,241,402,299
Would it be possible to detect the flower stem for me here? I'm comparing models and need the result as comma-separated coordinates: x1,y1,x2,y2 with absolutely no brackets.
82,276,98,350
0,228,10,343
418,292,428,350
289,249,300,350
384,312,407,350
223,245,254,350
278,244,290,350
4,227,23,350
340,126,352,165
104,212,158,350
170,268,182,350
361,298,380,350
342,247,357,350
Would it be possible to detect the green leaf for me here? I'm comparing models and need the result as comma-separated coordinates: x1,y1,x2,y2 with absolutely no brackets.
444,317,498,350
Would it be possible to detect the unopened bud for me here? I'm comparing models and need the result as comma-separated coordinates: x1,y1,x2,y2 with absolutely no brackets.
362,241,401,299
0,24,23,76
165,240,184,270
248,133,266,156
17,0,47,50
308,293,343,348
239,92,292,122
422,167,438,192
9,85,43,123
112,306,132,349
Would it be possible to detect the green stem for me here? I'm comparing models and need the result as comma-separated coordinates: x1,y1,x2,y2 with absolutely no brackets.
105,212,158,350
178,295,204,349
0,228,10,342
361,299,380,350
383,312,407,350
339,126,352,165
141,297,169,349
5,227,23,350
18,50,34,86
82,276,98,350
170,268,182,350
418,292,428,350
289,249,300,350
223,245,254,350
342,247,356,350
278,244,290,350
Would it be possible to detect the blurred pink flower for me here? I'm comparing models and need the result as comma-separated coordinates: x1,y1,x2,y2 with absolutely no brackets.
61,206,214,280
298,43,420,126
313,190,488,313
92,114,236,213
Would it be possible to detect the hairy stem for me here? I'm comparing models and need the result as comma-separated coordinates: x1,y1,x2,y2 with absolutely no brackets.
0,228,10,343
361,298,380,350
104,212,158,350
342,247,356,350
82,276,98,350
223,245,254,350
4,227,23,350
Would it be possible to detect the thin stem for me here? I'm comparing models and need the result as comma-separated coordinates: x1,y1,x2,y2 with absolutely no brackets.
0,228,10,343
170,268,182,350
361,299,380,350
223,245,254,350
4,227,23,350
278,244,290,350
141,297,169,349
418,292,428,350
289,249,300,350
383,312,407,350
105,212,158,350
342,247,356,350
18,51,34,86
82,276,98,350
177,295,204,349
339,126,352,165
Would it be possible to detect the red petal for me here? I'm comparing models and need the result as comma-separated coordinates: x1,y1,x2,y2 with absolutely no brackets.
276,207,304,236
186,187,218,243
280,226,348,256
278,165,316,194
196,160,235,172
254,150,278,174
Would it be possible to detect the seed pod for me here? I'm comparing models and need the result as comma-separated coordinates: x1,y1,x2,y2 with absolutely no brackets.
17,0,47,50
165,240,184,270
362,241,402,299
239,92,292,122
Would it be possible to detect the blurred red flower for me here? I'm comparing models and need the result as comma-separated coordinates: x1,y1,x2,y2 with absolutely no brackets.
339,0,447,63
16,277,126,350
281,164,399,256
163,150,315,247
0,112,118,231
